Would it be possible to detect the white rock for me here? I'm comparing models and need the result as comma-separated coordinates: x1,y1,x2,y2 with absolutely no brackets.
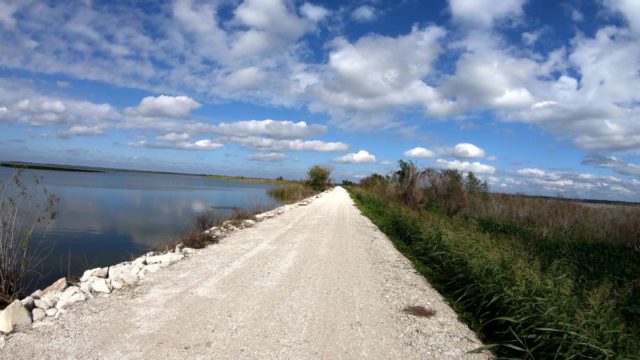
32,308,46,322
92,267,109,278
111,280,123,290
0,335,5,349
0,300,32,333
79,269,94,282
181,247,197,255
118,274,138,285
40,278,67,298
45,308,57,317
174,244,183,254
132,256,147,267
242,219,256,227
30,289,43,299
145,252,183,266
59,286,81,302
21,296,35,311
33,297,55,311
56,292,86,310
91,278,111,294
139,264,161,278
80,281,92,294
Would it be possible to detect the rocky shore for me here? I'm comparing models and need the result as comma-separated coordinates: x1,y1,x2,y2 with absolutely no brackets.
0,194,318,347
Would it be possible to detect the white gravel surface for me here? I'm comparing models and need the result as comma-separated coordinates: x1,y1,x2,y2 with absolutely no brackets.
1,187,490,359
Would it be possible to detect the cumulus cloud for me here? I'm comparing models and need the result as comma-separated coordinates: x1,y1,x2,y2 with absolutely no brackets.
228,136,348,152
223,67,268,89
308,25,449,129
213,119,326,138
451,143,486,158
126,95,201,119
300,3,330,22
582,154,640,177
605,0,640,33
351,6,378,22
333,150,376,164
131,139,223,151
56,125,105,138
248,152,286,162
516,168,547,178
404,147,436,158
436,159,496,174
157,132,191,142
449,0,526,27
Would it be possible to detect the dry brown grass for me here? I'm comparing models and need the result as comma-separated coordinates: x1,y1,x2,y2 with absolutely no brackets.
475,193,640,250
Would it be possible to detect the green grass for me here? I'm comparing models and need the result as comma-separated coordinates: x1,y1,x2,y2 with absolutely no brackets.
267,183,316,203
204,175,296,184
347,187,640,359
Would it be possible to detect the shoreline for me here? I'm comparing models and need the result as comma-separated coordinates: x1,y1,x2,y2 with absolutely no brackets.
0,190,325,340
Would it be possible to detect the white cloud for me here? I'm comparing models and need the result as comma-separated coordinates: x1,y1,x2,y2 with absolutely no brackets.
41,100,67,113
436,159,496,174
308,25,448,129
229,136,348,152
248,152,286,162
521,30,542,45
0,2,18,29
300,3,330,22
605,0,640,33
404,147,436,158
56,125,105,138
157,132,190,142
583,154,640,176
351,5,378,22
451,143,486,158
131,138,223,151
223,67,267,89
448,0,526,27
516,168,546,177
334,150,376,163
214,119,326,138
126,95,201,118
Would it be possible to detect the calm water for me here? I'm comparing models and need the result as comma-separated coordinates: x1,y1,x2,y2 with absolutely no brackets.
0,167,281,293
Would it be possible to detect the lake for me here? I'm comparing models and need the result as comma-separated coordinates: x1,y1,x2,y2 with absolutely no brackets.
0,167,282,293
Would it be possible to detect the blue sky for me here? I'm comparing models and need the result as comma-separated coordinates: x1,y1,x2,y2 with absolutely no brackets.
0,0,640,201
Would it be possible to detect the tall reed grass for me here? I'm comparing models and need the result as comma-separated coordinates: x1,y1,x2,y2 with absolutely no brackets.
0,170,58,305
348,187,640,359
267,183,316,204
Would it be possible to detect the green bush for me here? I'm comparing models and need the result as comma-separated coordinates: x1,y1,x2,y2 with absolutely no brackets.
307,165,331,191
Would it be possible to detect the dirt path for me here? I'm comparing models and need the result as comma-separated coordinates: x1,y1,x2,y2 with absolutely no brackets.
3,187,489,359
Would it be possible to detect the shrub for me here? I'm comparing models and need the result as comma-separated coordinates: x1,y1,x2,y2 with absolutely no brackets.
307,165,332,191
0,170,58,304
179,229,217,249
195,209,217,231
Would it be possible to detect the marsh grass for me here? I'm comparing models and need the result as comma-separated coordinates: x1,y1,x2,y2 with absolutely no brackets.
267,183,316,204
0,170,58,305
348,187,640,359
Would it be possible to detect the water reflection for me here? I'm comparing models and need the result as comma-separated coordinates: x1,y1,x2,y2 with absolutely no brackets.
0,168,281,292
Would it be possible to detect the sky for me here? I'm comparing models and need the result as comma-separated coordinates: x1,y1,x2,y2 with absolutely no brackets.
0,0,639,201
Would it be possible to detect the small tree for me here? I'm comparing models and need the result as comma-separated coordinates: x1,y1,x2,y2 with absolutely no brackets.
307,165,332,191
0,170,58,304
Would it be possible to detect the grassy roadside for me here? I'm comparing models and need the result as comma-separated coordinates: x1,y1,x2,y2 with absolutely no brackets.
347,187,640,359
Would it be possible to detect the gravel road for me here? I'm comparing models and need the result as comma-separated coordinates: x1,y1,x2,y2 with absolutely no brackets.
2,187,489,359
